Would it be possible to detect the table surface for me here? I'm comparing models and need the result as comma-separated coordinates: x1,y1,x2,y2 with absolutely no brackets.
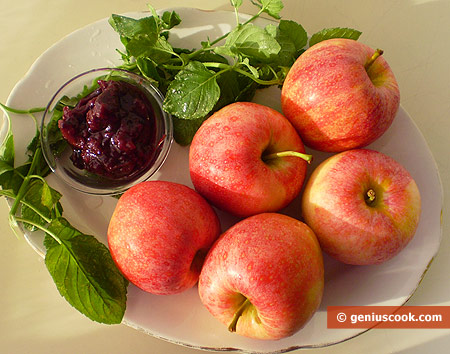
1,0,449,353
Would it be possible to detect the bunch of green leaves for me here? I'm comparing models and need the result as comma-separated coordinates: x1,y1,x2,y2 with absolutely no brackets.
109,0,362,145
0,103,128,324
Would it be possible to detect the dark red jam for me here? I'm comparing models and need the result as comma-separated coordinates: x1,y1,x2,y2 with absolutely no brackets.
58,79,158,179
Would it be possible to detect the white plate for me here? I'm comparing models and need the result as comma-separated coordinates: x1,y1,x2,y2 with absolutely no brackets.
4,7,444,353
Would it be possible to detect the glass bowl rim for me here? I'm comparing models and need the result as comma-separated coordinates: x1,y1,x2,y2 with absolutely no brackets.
40,67,173,196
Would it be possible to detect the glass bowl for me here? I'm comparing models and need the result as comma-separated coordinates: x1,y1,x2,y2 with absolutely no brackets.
41,68,173,195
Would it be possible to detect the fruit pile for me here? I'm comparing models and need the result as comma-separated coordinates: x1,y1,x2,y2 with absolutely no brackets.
107,38,421,340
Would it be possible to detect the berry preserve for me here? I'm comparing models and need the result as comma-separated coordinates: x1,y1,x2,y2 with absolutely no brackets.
58,79,158,180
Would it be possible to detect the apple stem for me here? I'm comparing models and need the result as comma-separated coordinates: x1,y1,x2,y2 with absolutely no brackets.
365,49,384,70
228,298,251,333
262,151,313,164
365,189,376,206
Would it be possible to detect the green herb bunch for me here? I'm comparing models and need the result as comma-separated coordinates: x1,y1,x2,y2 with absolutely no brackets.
109,0,361,145
0,103,128,324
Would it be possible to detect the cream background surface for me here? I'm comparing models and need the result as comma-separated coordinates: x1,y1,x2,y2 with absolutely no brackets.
1,0,449,353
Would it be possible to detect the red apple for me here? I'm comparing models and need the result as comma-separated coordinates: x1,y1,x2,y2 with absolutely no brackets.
301,149,421,265
107,180,221,295
281,38,400,152
189,102,311,218
198,213,324,340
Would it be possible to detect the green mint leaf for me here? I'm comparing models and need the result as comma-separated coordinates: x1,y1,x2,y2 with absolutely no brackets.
230,0,243,10
56,82,99,111
251,0,284,19
278,20,308,53
21,179,62,231
41,181,62,212
126,35,174,64
309,27,362,47
109,14,158,38
125,33,158,58
240,58,259,78
0,110,14,169
234,73,260,102
0,133,14,176
145,5,178,36
192,50,229,65
0,164,28,195
213,46,234,59
42,108,69,162
215,23,281,63
0,160,13,176
215,70,258,114
265,23,277,37
174,71,249,146
45,107,64,144
214,70,242,108
57,96,80,109
0,188,15,199
146,3,159,21
44,218,128,324
163,61,221,120
136,57,162,84
161,10,181,29
266,20,308,66
148,37,175,63
172,116,207,146
0,109,24,193
26,134,40,159
21,205,43,231
26,134,51,177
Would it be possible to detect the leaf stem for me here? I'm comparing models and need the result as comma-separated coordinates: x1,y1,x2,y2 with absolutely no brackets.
9,178,29,217
202,62,231,70
21,201,52,224
233,67,283,86
233,4,240,27
14,216,62,244
27,174,48,184
9,147,42,217
0,189,52,224
162,63,185,71
8,214,22,239
0,102,46,115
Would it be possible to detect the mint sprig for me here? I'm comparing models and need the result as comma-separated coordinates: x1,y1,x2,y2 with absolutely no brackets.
163,61,222,120
0,105,128,324
44,218,128,324
309,27,362,47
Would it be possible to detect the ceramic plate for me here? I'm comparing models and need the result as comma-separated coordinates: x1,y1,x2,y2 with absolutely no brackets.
3,8,444,353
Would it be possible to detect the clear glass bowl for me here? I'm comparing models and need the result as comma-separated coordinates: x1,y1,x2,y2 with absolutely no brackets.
41,68,173,195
